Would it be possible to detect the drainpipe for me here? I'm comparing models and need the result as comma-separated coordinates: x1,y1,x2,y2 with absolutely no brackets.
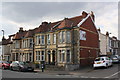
33,37,35,62
72,28,75,64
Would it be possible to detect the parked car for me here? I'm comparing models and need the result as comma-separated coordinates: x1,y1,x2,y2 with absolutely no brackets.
110,55,120,63
0,61,10,69
93,57,112,69
10,61,34,72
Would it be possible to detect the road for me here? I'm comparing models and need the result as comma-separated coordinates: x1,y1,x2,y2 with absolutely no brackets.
1,64,120,79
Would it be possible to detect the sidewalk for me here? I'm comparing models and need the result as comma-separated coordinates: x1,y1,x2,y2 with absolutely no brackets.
34,66,94,76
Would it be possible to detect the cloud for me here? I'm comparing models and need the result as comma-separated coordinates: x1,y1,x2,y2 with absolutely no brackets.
1,0,119,2
1,2,118,40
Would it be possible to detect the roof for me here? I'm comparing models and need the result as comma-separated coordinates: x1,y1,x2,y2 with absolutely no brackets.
13,31,27,40
2,38,12,45
11,11,95,39
24,29,34,38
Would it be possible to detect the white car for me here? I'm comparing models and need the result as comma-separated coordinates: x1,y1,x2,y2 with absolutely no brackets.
93,57,112,68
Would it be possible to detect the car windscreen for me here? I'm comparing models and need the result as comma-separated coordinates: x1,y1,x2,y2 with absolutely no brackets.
95,58,104,61
3,61,9,64
95,58,100,61
19,62,30,66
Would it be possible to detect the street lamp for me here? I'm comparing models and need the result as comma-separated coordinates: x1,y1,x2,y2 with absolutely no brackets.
1,30,4,36
1,30,5,60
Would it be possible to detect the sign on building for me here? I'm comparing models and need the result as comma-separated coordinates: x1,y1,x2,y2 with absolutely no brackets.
80,30,86,40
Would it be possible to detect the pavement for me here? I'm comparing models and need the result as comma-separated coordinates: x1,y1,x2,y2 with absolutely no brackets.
34,66,94,76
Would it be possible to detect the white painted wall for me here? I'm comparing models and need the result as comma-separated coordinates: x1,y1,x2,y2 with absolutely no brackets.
99,33,107,55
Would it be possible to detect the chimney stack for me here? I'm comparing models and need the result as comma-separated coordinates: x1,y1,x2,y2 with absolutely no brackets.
90,11,95,22
19,27,24,32
82,11,88,18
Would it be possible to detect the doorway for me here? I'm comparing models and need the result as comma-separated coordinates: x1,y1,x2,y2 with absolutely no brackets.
48,51,51,64
52,50,55,65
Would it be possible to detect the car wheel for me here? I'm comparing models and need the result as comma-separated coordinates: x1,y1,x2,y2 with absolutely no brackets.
105,64,108,68
10,67,13,70
18,68,22,72
93,67,96,70
2,66,5,70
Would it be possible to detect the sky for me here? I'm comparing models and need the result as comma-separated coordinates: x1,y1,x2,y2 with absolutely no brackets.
0,0,119,40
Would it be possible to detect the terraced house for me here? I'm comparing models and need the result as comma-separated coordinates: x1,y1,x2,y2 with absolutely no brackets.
10,11,99,69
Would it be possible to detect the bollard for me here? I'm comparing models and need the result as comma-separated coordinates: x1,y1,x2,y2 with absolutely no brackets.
41,64,44,72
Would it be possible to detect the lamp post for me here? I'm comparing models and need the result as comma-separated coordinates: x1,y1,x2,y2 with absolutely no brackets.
1,30,4,60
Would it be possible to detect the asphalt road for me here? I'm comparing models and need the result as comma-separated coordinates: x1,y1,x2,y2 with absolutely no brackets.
1,63,120,79
78,63,120,78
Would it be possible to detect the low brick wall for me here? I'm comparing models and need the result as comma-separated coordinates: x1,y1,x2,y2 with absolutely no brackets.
65,64,79,71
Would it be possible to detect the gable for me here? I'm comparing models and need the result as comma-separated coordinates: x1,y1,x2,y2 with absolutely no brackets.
79,15,98,34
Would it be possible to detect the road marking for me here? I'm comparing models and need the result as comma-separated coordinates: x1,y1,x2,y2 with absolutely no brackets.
105,70,120,78
80,76,89,78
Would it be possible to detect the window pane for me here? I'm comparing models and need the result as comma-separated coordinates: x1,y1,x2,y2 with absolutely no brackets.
41,35,44,44
62,31,65,43
67,50,70,62
66,31,71,43
59,50,61,62
38,51,40,60
53,34,56,44
47,34,50,44
36,51,38,61
38,35,41,44
59,32,62,43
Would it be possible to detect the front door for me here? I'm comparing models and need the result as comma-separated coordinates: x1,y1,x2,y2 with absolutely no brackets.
48,51,51,64
52,51,55,65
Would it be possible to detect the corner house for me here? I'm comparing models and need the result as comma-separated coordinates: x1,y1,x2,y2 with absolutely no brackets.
11,11,99,70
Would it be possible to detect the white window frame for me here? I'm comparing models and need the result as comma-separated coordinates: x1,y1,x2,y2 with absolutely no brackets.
36,51,41,61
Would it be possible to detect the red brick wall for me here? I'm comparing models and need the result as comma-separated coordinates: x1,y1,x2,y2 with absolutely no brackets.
79,16,99,66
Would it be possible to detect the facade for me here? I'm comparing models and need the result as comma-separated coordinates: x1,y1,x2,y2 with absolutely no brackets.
111,36,119,56
4,11,99,69
98,30,111,55
98,29,120,56
1,35,14,61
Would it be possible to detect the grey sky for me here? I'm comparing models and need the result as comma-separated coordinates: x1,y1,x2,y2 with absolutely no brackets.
0,1,119,40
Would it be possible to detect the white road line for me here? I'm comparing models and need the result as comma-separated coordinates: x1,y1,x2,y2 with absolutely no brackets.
105,71,120,78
